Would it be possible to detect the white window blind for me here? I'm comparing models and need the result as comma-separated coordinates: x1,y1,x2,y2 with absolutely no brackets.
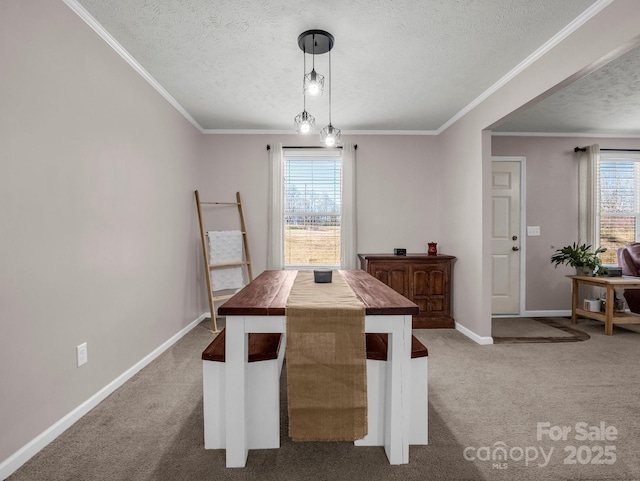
283,149,342,268
596,154,640,264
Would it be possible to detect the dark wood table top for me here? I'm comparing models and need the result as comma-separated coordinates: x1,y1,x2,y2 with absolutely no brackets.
218,269,419,317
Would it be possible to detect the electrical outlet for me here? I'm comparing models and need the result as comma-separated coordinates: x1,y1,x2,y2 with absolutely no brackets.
76,342,88,367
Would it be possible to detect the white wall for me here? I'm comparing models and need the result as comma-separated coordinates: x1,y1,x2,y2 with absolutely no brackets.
0,0,203,466
436,126,489,338
352,135,442,256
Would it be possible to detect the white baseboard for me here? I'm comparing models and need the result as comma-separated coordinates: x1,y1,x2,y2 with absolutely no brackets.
455,322,494,345
522,310,572,317
0,313,208,481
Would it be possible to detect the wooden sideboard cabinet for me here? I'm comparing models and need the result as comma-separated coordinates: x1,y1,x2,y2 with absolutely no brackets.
358,254,455,329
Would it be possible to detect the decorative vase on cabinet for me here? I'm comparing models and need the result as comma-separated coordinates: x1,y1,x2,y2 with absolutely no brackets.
358,253,456,328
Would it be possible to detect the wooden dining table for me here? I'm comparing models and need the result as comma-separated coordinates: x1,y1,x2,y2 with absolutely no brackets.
217,269,419,468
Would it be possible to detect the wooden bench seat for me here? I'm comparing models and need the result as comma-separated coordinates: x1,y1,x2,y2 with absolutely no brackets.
365,333,428,360
202,329,283,363
202,328,285,450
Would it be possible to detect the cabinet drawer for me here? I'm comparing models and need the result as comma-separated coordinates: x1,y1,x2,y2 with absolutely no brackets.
411,266,446,296
368,262,408,298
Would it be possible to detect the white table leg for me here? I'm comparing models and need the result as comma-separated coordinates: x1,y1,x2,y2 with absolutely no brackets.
369,314,411,465
225,316,249,468
224,313,409,466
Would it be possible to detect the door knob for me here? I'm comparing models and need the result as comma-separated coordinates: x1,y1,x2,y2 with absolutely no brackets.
512,235,518,241
512,246,520,251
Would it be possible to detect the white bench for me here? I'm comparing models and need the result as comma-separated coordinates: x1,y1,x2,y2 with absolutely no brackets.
202,329,285,450
355,333,428,446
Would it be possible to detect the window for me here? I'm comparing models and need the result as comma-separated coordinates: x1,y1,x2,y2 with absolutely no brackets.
268,143,356,270
596,153,640,264
283,149,342,268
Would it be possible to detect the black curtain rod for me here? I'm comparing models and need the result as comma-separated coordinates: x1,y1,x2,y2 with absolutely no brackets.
266,144,357,151
574,146,640,153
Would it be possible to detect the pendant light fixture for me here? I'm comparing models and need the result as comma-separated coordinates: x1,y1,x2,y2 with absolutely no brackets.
302,32,325,96
294,46,315,134
295,30,340,146
319,42,341,147
294,105,315,134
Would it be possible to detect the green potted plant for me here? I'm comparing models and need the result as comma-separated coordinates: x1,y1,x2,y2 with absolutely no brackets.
550,242,607,276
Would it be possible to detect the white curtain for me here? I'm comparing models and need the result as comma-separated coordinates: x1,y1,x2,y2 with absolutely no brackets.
341,142,357,269
267,143,284,270
578,144,599,247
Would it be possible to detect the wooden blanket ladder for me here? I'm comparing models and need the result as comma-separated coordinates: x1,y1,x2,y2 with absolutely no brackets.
195,190,253,332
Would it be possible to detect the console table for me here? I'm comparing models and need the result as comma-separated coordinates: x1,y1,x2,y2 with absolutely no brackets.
358,254,455,328
570,275,640,335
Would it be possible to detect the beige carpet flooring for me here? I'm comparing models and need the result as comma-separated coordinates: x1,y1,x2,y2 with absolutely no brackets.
7,317,640,481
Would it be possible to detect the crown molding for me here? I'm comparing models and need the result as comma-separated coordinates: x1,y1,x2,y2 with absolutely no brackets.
201,129,294,135
201,129,439,135
436,0,615,135
62,0,205,134
342,130,438,136
492,131,640,139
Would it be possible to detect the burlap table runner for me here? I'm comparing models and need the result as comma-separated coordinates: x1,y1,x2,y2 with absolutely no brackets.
285,270,367,441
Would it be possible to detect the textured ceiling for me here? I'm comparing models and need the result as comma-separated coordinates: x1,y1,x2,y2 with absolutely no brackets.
494,45,640,135
73,0,606,133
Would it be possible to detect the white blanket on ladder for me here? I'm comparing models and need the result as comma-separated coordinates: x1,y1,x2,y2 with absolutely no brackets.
207,230,245,291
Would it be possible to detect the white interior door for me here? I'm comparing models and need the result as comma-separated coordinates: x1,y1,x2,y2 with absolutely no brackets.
491,161,521,315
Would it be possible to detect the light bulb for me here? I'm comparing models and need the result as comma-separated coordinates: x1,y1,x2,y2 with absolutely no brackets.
305,69,322,96
308,82,319,96
321,124,340,146
294,110,315,134
324,134,336,147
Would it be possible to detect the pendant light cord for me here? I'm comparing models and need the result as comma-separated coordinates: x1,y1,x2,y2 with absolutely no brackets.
302,45,306,110
328,46,332,124
312,34,316,71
